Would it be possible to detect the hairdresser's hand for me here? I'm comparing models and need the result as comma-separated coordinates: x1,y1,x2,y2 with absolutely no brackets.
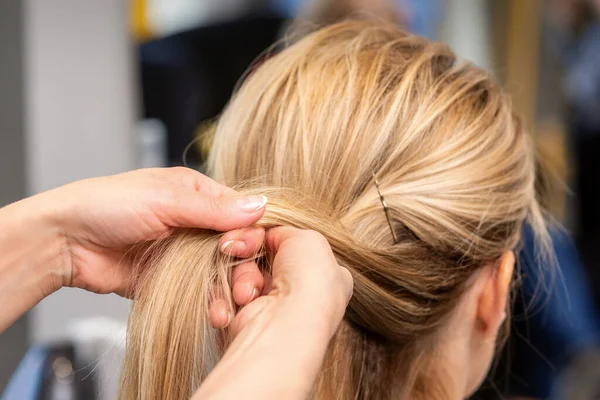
197,227,353,400
0,167,267,332
48,168,267,296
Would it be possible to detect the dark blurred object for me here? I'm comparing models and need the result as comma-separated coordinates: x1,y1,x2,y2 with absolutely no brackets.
294,0,404,29
550,349,600,400
564,16,600,272
547,0,598,33
474,224,600,399
3,317,125,400
2,344,96,400
546,0,600,299
139,14,285,166
38,345,96,400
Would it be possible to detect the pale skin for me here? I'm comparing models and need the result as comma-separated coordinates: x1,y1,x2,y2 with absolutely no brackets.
0,166,514,399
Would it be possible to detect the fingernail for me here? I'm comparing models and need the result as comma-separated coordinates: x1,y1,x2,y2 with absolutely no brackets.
220,240,235,252
250,287,258,302
237,195,267,213
242,284,256,303
220,240,247,254
218,307,232,328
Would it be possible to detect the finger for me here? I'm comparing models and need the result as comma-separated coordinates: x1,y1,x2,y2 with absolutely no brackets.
163,190,267,231
231,261,264,306
220,227,266,258
157,167,267,231
208,298,232,328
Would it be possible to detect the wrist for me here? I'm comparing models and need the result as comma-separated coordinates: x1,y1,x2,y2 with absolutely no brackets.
0,195,70,295
292,284,345,341
0,196,70,331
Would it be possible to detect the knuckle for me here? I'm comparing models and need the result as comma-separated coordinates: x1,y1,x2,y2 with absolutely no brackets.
170,166,204,191
171,166,197,179
143,167,165,181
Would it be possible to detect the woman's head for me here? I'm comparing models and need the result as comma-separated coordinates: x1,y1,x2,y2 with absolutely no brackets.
120,21,549,399
208,20,546,394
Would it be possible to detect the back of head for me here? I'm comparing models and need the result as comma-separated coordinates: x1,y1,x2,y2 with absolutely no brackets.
119,21,548,400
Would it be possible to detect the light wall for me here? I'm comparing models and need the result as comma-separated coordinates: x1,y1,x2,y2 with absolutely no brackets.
24,0,137,342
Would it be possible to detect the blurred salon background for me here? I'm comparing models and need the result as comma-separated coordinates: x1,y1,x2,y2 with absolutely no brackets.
1,1,599,399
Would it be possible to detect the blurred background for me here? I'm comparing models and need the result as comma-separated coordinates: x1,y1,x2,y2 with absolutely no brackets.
1,0,599,399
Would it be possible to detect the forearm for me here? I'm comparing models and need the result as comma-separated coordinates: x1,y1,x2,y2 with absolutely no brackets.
0,196,65,332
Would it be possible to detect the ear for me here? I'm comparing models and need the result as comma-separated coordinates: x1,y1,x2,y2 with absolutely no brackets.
475,251,515,338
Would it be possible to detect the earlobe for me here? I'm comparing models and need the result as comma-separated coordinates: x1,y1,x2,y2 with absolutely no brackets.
476,251,515,336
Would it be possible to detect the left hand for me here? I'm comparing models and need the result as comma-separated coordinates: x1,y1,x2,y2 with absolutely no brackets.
2,167,266,301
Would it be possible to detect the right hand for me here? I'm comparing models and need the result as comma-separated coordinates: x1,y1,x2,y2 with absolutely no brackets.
199,227,353,399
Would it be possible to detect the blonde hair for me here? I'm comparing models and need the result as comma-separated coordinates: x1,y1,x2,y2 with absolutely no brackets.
119,21,549,399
